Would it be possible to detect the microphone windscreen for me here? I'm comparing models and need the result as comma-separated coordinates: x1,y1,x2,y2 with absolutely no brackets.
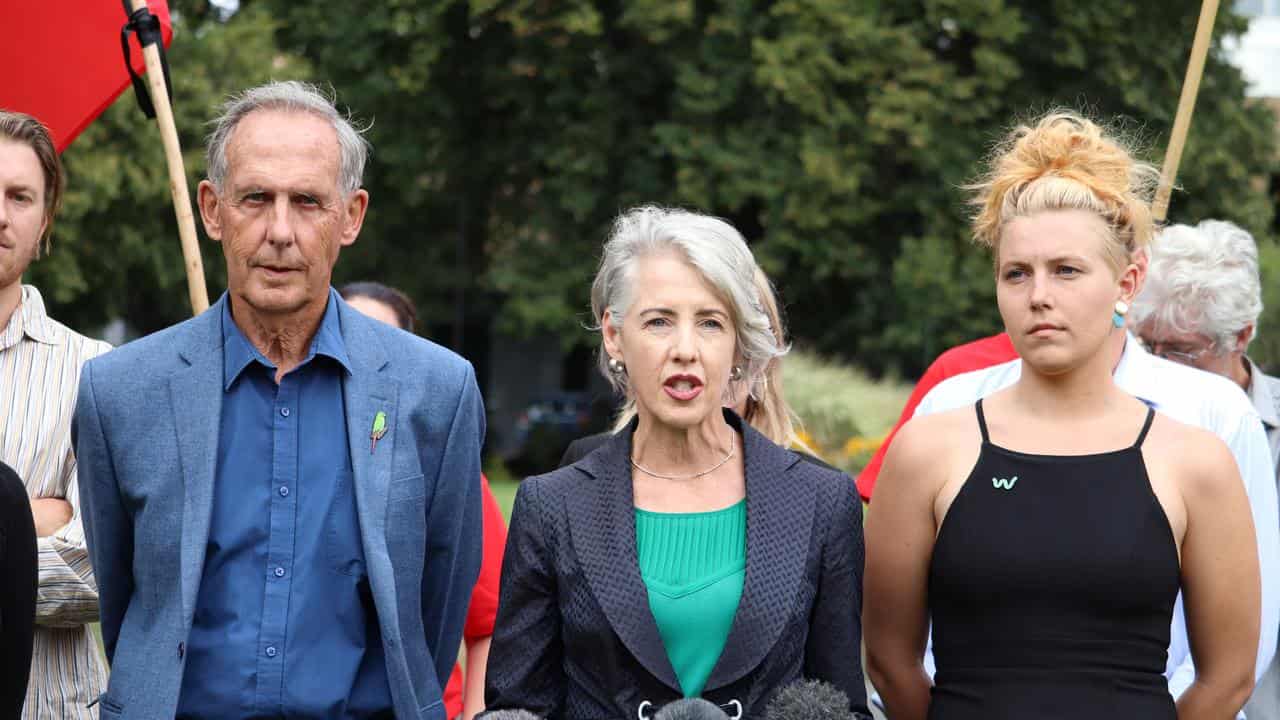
764,679,852,720
481,709,544,720
654,698,730,720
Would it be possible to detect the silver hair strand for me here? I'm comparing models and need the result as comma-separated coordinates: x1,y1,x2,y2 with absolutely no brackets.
205,80,370,196
1130,220,1264,351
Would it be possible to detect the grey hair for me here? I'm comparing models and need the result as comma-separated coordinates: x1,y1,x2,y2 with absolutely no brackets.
590,205,785,400
205,80,370,195
1129,220,1263,351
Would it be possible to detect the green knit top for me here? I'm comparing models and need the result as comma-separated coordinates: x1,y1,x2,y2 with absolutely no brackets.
635,499,747,697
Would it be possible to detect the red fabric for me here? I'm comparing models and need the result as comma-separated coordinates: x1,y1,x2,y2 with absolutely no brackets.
0,1,172,152
443,473,508,718
856,333,1018,501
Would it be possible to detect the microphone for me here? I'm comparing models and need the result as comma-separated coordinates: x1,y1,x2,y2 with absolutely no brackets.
764,679,854,720
654,698,730,720
479,709,543,720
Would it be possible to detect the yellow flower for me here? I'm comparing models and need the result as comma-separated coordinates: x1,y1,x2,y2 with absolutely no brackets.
843,434,887,456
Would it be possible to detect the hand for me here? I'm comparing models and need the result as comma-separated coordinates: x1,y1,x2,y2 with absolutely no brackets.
31,497,73,537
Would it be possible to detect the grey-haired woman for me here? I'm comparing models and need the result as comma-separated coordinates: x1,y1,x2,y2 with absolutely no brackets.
483,206,870,720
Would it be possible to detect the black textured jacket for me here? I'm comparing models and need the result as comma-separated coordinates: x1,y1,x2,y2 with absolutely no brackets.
484,410,870,720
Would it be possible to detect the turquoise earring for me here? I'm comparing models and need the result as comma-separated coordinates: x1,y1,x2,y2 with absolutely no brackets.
1113,300,1129,329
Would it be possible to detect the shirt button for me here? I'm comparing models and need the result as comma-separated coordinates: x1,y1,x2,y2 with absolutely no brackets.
274,566,286,578
280,407,290,417
279,486,289,497
265,646,277,658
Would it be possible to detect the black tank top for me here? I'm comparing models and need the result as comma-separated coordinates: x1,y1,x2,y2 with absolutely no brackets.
927,399,1180,720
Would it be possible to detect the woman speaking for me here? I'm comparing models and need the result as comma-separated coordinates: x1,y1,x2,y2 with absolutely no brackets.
484,206,870,720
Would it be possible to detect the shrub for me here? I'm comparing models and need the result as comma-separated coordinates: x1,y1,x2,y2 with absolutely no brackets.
781,348,912,474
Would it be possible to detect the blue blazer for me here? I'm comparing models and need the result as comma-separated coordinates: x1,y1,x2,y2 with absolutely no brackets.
73,294,484,720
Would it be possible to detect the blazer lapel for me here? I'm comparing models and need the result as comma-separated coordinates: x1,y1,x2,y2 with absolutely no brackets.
343,378,397,573
170,301,226,626
570,426,681,692
704,414,813,691
337,302,398,624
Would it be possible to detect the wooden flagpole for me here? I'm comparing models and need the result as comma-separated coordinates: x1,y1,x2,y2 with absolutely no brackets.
129,0,209,315
1152,0,1222,222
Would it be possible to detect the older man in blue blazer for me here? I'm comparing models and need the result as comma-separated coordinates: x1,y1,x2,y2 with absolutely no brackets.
73,81,483,720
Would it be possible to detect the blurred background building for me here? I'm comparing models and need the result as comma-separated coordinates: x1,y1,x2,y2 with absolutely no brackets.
1229,0,1280,231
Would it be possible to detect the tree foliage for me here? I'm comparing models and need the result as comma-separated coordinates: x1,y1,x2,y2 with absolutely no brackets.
38,0,1278,375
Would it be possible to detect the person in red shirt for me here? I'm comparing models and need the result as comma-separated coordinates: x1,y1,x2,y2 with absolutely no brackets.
340,281,508,719
856,333,1016,501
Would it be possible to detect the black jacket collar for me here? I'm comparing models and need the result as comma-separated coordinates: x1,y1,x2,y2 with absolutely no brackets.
568,409,813,693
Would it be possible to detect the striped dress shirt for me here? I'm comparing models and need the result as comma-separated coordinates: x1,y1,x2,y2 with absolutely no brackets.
1,285,111,720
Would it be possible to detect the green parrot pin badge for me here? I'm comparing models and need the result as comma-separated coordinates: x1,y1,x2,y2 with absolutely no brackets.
370,411,388,453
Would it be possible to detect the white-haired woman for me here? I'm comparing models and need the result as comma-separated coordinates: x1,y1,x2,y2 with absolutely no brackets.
558,266,822,466
484,206,870,720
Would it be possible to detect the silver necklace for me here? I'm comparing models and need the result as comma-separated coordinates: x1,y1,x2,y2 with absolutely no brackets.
631,432,736,481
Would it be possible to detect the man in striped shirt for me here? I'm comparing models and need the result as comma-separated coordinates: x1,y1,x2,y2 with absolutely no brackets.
1,111,111,718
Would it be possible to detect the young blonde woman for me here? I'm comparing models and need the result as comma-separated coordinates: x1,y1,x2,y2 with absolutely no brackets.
865,112,1260,720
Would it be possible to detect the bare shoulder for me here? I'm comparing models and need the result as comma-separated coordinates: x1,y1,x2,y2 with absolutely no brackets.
1145,412,1238,497
879,404,979,495
892,404,977,459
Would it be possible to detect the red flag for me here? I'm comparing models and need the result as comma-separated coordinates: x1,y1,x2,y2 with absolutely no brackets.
0,1,173,153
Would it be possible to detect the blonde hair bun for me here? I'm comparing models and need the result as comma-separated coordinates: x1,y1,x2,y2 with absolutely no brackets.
969,110,1161,264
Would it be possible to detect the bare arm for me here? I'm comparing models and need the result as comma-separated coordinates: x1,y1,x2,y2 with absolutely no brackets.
32,457,100,627
462,636,491,720
864,419,943,720
35,338,114,628
31,498,71,537
1175,435,1260,720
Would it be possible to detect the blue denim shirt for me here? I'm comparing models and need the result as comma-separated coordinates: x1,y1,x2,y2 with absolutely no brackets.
176,291,394,718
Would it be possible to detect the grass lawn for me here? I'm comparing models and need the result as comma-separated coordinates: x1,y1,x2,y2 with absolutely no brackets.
484,455,519,520
489,479,518,521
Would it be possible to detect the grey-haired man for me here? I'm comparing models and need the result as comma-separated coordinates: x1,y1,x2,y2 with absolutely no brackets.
76,82,483,720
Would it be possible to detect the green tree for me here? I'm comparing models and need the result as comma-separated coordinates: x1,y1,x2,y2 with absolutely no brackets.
40,0,1278,377
250,0,1274,376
